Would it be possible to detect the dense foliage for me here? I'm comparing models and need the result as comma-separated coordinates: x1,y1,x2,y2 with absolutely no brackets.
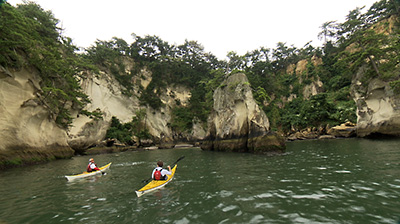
1,0,399,142
105,110,151,144
0,2,97,128
234,0,399,132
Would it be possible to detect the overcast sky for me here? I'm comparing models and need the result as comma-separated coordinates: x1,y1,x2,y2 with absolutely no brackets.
10,0,378,59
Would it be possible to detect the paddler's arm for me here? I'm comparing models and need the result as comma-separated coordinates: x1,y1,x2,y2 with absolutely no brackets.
165,165,172,175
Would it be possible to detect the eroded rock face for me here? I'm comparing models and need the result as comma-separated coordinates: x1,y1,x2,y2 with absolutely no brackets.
0,66,74,167
68,70,140,150
352,68,400,137
68,66,206,149
201,73,285,153
0,62,205,167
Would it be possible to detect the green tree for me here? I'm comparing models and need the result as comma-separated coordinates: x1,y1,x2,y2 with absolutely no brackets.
130,34,172,61
334,2,399,80
226,51,246,72
170,107,193,133
318,21,338,43
106,116,133,144
131,109,151,139
272,42,298,70
253,86,270,108
2,3,91,127
105,112,151,144
280,98,306,131
0,2,95,128
301,93,335,126
85,38,124,65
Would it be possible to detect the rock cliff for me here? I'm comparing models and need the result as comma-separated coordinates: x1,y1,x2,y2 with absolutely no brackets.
69,61,200,149
0,66,74,168
352,67,400,137
201,73,285,153
68,69,140,151
0,61,205,167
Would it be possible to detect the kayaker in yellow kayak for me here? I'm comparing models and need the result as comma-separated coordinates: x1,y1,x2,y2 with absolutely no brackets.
151,160,172,180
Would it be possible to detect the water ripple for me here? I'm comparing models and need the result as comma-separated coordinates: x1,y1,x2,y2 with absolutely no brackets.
292,193,327,200
0,140,399,224
113,161,145,167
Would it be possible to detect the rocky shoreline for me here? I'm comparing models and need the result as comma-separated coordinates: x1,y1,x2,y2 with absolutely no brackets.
85,122,358,156
286,122,357,141
84,142,198,155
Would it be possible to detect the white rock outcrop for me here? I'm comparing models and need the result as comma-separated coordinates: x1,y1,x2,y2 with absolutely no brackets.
68,65,204,149
352,69,400,137
0,66,74,166
68,70,140,150
201,73,285,153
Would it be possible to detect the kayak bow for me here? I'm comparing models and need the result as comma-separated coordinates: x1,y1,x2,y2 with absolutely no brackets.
135,164,177,197
65,162,112,181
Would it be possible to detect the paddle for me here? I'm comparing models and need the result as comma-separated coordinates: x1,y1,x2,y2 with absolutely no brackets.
171,156,185,166
142,156,185,183
90,165,105,175
97,166,106,175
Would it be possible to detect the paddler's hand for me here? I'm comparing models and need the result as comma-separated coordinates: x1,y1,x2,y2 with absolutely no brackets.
167,165,171,172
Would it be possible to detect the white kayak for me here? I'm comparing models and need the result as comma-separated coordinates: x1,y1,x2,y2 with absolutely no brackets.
65,162,112,181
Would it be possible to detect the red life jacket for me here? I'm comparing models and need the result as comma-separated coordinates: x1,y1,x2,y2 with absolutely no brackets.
87,162,97,172
153,168,163,180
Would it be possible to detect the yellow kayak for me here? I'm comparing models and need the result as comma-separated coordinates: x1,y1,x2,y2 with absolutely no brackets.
136,164,177,197
65,162,112,181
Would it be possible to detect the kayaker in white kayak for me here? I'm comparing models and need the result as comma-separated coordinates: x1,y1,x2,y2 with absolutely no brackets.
152,160,172,180
87,158,101,172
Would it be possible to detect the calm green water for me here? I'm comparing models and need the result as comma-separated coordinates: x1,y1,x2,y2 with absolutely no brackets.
0,138,400,223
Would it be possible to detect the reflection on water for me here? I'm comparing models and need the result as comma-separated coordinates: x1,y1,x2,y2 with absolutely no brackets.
0,138,399,223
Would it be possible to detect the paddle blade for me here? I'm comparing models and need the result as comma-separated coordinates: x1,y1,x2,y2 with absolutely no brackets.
173,156,185,165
